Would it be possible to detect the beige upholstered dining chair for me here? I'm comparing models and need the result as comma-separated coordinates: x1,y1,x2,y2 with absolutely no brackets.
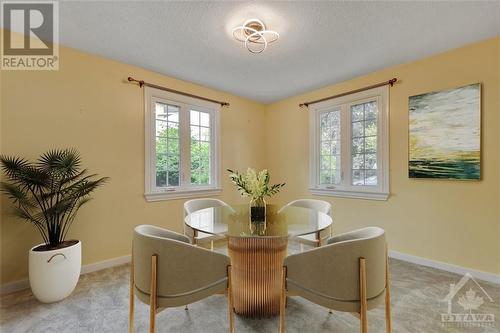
129,225,234,333
278,199,332,250
279,227,391,333
184,198,232,250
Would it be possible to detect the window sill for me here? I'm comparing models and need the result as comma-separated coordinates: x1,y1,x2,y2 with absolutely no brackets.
309,188,389,201
145,188,222,202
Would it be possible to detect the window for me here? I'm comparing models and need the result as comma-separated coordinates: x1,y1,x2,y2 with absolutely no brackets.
145,87,221,201
309,86,389,200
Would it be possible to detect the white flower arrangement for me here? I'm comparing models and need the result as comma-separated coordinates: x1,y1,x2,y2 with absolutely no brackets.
227,168,285,200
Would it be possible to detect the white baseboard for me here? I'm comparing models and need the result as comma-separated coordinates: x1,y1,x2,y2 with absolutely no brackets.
0,279,30,296
80,255,131,275
2,250,498,295
389,250,500,285
0,255,131,295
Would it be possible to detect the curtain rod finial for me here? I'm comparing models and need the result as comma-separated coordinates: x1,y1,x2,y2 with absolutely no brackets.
127,76,144,87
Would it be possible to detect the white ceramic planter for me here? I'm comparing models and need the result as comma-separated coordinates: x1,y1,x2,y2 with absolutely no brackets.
29,240,81,303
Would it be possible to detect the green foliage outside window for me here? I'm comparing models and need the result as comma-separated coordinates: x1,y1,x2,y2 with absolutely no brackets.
155,126,210,186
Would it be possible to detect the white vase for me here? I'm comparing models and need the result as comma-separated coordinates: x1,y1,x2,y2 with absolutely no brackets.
29,240,81,303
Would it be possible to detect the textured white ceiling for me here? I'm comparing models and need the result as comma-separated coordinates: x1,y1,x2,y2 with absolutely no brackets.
56,1,499,103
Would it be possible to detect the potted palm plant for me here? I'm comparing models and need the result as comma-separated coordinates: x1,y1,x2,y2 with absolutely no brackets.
0,149,108,303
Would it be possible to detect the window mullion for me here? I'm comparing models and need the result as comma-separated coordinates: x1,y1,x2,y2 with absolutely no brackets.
340,104,351,187
179,104,191,189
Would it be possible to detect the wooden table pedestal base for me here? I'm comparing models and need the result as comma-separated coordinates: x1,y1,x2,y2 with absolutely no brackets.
228,236,288,318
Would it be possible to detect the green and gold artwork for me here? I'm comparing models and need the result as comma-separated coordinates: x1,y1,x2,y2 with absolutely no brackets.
409,83,481,180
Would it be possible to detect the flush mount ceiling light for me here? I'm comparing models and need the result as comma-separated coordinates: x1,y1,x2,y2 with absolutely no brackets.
232,19,279,54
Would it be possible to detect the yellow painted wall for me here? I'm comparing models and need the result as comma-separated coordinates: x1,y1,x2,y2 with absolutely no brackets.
0,43,267,284
265,37,500,275
1,35,499,285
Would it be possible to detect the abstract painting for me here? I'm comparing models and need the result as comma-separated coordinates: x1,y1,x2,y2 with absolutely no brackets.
409,83,481,179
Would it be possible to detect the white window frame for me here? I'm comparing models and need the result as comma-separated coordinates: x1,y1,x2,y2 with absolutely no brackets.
144,86,221,201
309,86,389,200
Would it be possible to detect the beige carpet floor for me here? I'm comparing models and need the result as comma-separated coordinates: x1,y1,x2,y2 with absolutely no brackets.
1,256,499,333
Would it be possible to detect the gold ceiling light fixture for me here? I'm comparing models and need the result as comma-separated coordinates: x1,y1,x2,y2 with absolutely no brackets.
232,19,279,54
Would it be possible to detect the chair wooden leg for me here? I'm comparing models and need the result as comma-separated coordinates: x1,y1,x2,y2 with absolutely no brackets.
129,247,134,333
280,267,286,333
385,245,392,333
193,230,198,246
150,255,158,333
211,240,214,251
316,231,321,247
359,257,368,333
227,266,234,333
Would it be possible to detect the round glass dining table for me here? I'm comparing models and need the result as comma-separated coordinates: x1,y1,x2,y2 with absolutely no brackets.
185,204,332,318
